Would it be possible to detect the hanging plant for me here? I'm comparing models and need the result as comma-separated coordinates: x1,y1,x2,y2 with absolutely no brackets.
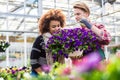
0,40,10,52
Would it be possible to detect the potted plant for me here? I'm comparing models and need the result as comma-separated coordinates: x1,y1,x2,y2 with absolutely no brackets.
0,40,10,52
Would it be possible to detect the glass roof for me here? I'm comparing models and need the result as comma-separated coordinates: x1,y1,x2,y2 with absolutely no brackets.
0,0,120,36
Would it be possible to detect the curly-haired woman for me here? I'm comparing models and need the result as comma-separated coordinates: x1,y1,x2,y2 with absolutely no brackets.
30,9,66,75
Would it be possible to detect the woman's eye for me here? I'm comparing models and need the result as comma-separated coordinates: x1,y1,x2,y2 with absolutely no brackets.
51,25,55,28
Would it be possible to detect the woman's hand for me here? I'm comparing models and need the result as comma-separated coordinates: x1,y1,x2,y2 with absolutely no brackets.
35,67,42,74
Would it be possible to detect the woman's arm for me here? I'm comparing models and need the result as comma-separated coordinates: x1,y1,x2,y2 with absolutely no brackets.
30,35,47,74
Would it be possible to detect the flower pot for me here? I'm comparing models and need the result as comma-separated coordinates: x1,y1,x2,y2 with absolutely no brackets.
69,50,83,59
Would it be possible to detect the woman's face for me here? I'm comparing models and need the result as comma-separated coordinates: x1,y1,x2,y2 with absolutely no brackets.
49,20,61,34
73,8,88,22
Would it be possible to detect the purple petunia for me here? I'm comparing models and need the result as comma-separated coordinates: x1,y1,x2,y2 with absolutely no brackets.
46,28,100,60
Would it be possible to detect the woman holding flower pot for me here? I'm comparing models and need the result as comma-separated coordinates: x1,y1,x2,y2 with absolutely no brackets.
30,9,66,76
71,1,111,64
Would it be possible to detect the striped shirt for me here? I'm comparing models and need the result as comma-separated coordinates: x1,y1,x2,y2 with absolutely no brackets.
30,35,47,72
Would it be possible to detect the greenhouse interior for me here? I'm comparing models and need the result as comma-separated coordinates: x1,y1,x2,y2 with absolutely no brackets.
0,0,120,80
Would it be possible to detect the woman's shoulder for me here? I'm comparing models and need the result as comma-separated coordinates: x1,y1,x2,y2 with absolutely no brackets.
36,35,43,39
34,35,44,44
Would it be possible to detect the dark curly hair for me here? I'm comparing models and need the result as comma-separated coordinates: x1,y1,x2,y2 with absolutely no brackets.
38,9,66,34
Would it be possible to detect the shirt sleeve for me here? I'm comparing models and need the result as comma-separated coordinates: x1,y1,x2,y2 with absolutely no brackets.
95,24,111,45
30,35,47,70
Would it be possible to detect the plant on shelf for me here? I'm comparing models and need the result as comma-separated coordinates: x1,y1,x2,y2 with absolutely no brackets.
0,40,10,52
0,66,31,80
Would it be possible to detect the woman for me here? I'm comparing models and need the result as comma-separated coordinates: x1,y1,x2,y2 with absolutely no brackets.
30,9,66,75
71,1,111,64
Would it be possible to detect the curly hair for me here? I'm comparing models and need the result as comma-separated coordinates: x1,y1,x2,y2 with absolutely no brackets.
38,9,66,34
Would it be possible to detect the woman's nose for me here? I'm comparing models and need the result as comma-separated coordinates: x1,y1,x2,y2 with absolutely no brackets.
56,27,60,31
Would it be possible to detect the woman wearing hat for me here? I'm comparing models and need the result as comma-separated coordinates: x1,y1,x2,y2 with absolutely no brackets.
70,1,111,64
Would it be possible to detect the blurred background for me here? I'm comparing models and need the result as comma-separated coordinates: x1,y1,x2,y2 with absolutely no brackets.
0,0,120,67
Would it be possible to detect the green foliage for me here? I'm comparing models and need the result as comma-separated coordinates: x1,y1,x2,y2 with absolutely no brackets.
80,55,120,80
55,76,69,80
0,55,6,61
105,56,120,80
111,47,118,53
0,56,120,80
0,66,30,80
0,40,10,52
31,73,53,80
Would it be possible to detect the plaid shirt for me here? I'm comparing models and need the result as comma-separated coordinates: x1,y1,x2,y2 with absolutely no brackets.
94,23,111,49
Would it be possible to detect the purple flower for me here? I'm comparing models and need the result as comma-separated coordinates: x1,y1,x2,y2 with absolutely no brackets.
75,51,101,72
46,28,100,60
58,50,63,55
64,53,68,58
42,65,51,73
65,43,70,49
11,70,15,74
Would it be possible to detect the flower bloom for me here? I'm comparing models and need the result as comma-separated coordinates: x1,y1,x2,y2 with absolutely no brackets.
46,28,100,60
